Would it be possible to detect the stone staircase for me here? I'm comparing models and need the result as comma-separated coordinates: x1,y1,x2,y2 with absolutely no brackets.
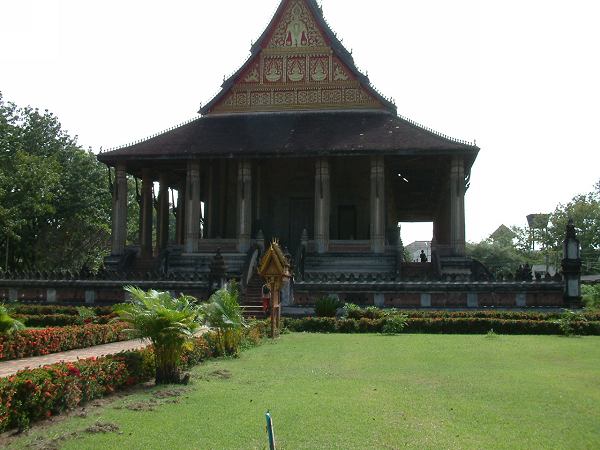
129,257,158,273
241,274,266,319
167,247,246,278
302,252,396,279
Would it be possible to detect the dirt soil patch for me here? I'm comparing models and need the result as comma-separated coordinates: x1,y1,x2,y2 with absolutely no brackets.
123,400,159,412
152,388,187,399
209,369,232,379
85,421,121,434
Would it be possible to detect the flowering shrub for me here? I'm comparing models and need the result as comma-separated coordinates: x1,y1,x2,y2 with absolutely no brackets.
12,313,112,328
0,322,268,432
0,354,146,432
0,323,129,361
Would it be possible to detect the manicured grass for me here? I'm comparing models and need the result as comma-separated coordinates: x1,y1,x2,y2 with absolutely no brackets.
5,333,600,449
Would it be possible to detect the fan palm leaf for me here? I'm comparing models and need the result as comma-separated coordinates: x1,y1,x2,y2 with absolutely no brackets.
0,305,25,334
114,287,204,384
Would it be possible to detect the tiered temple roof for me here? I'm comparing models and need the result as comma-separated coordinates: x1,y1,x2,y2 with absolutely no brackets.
99,0,478,165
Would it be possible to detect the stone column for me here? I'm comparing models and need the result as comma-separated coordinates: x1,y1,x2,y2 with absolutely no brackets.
140,170,153,258
314,158,330,254
237,160,252,252
157,175,170,252
206,163,214,239
450,156,466,256
185,161,201,253
255,163,262,231
175,184,186,246
111,164,128,255
370,156,385,253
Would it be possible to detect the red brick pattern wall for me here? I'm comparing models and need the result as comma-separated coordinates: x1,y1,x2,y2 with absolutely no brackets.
385,293,420,308
293,290,567,308
431,293,467,308
479,292,518,307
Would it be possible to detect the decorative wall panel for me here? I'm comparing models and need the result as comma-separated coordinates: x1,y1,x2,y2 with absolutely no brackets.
207,0,385,114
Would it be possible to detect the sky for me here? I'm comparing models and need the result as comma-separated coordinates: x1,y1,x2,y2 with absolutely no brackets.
1,0,599,245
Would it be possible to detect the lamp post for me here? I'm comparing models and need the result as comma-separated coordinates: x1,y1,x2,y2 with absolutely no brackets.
561,219,582,308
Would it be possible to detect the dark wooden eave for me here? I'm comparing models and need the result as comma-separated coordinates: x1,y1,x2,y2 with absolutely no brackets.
98,110,479,169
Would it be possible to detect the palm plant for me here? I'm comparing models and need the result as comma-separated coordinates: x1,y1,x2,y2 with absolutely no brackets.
0,304,25,334
114,287,203,384
203,281,246,356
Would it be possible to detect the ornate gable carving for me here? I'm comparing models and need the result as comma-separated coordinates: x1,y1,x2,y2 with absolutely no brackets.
268,0,326,48
207,0,385,114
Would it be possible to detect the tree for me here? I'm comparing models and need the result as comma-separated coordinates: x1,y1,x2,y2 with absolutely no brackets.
466,240,524,278
543,181,600,275
582,284,600,310
126,175,141,245
0,93,112,271
115,287,203,384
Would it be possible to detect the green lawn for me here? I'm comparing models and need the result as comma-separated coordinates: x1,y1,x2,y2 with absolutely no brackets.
6,333,600,449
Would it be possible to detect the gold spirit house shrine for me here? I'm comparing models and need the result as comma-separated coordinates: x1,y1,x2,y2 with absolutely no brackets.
91,0,569,309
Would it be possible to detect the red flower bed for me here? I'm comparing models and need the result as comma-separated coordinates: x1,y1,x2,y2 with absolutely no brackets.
0,352,150,432
11,305,114,316
0,323,129,361
0,323,268,432
12,313,113,327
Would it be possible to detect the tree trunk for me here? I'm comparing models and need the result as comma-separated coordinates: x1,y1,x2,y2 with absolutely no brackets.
154,348,181,384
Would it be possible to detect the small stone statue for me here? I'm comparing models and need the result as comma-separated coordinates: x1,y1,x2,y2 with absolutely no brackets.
420,250,428,263
516,265,524,281
523,263,533,281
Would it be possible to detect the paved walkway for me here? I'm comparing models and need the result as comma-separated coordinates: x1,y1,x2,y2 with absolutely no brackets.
0,339,149,378
0,327,210,378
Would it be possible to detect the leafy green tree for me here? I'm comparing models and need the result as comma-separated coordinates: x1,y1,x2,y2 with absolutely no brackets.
582,284,600,310
0,93,112,271
115,287,203,384
474,180,600,277
126,175,141,245
466,240,525,278
543,182,600,275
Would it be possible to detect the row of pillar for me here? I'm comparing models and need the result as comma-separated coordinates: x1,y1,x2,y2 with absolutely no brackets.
110,156,467,258
313,156,385,254
110,160,247,257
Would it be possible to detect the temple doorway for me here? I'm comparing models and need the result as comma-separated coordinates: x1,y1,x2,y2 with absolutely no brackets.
338,205,357,240
289,197,313,253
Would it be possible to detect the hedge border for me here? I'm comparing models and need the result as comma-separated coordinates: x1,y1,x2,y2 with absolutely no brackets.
0,321,269,432
344,309,600,322
284,317,600,335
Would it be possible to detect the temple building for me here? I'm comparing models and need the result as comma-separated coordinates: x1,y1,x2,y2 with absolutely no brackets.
0,0,577,310
98,0,523,308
